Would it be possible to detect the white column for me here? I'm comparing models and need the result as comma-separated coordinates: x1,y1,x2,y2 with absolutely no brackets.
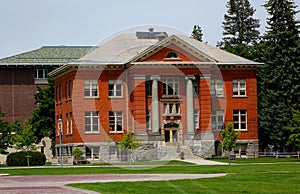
186,75,195,134
151,76,160,135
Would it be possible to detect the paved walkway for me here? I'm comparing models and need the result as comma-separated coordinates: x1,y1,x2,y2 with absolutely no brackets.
0,159,227,193
0,173,226,194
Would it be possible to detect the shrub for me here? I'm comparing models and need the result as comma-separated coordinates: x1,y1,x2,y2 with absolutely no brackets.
6,151,46,166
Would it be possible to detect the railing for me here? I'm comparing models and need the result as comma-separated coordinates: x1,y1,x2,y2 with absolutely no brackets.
259,151,300,159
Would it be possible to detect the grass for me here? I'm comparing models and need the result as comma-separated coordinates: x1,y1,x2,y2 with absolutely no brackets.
1,158,300,193
68,172,300,194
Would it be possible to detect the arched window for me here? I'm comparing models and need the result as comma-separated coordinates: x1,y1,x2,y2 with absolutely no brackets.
166,51,178,58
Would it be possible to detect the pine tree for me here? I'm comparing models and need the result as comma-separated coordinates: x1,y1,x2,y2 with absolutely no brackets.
218,0,260,60
191,25,203,42
258,0,300,151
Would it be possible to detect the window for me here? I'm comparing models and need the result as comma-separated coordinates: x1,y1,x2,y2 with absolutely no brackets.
212,110,224,131
146,109,151,130
70,112,73,134
233,110,247,130
34,69,48,79
65,81,69,100
69,80,72,99
84,80,98,97
233,79,246,96
59,84,62,102
66,113,69,134
210,79,224,96
85,146,100,159
145,80,152,97
163,103,180,115
193,79,199,96
84,111,99,133
162,77,179,96
108,80,122,97
109,111,123,133
166,51,178,58
194,109,199,129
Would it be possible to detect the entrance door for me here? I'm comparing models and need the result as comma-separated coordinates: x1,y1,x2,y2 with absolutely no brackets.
164,128,178,144
164,122,179,145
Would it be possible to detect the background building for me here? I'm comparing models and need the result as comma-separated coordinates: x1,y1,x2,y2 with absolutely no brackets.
0,46,93,163
50,30,260,162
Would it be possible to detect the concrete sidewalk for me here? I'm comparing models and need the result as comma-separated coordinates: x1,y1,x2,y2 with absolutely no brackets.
0,173,227,194
176,158,227,165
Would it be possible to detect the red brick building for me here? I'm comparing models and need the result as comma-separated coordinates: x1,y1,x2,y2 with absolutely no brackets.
0,46,93,123
50,30,260,161
0,46,93,163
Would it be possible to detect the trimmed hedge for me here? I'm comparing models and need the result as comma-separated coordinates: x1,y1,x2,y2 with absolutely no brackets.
6,151,46,166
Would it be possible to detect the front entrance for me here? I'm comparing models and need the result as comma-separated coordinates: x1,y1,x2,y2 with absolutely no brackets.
164,122,179,145
164,128,178,143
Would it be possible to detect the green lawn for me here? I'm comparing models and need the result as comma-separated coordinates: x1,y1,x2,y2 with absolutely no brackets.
1,158,299,193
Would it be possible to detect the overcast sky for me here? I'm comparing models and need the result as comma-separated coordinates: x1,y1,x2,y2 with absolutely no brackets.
0,0,299,59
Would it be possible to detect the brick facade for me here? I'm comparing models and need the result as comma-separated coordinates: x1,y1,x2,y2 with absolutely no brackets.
50,33,260,161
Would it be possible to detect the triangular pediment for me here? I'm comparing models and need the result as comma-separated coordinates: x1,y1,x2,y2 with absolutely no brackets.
130,35,216,63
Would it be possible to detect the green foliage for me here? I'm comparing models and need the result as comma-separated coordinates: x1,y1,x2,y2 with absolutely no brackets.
190,25,203,42
218,0,260,60
29,77,55,150
72,148,85,164
13,121,37,151
287,110,300,149
0,108,21,153
6,151,46,166
220,123,240,156
257,0,300,151
118,131,141,162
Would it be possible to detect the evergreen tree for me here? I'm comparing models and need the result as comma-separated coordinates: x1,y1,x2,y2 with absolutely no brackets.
29,77,55,151
287,110,300,150
191,25,203,42
258,0,300,151
218,0,260,60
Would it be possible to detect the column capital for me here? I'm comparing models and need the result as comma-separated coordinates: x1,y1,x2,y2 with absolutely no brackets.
133,75,146,80
150,75,161,80
185,75,195,80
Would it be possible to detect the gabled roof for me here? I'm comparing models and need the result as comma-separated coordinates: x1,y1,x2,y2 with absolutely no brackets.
131,34,258,65
77,33,259,65
0,46,95,64
78,34,159,64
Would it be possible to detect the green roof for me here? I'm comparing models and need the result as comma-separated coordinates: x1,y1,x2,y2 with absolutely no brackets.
0,46,95,64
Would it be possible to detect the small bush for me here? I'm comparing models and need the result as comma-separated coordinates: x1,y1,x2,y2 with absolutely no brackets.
6,151,46,166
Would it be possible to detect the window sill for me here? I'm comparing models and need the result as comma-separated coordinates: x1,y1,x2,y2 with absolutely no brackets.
84,97,100,99
108,131,124,134
84,132,100,134
108,96,123,99
211,95,225,98
234,129,248,132
232,95,248,98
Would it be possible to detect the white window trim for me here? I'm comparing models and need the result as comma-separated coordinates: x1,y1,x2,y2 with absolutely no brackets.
162,77,179,96
84,80,99,98
84,111,99,133
212,110,224,131
108,80,123,98
233,79,246,97
233,110,247,131
109,111,123,133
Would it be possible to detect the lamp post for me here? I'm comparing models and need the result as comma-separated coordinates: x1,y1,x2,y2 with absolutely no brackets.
58,118,62,168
